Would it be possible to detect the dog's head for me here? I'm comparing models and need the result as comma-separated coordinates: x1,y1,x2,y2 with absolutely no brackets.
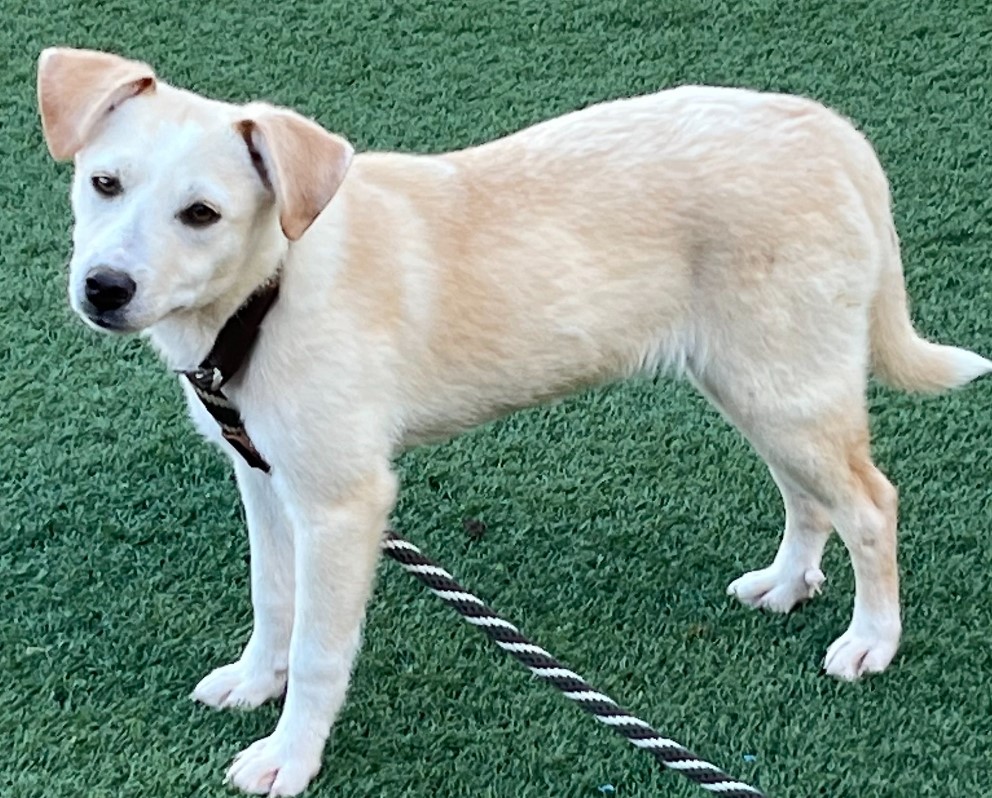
38,47,354,334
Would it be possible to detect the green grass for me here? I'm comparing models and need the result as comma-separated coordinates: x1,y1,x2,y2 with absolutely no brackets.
3,1,992,796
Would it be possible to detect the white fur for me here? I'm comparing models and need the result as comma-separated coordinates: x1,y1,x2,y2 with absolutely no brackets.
40,47,991,796
948,347,992,385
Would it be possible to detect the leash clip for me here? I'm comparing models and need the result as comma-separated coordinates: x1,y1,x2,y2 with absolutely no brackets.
182,366,225,392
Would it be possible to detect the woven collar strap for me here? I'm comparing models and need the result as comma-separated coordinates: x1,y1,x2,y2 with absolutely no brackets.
180,276,280,473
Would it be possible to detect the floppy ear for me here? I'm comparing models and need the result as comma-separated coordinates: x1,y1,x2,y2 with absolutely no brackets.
37,47,156,161
236,105,354,241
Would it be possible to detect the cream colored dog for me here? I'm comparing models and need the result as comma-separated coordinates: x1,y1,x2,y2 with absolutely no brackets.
38,47,990,795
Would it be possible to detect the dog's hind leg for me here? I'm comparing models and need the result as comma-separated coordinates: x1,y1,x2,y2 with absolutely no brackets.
693,359,901,679
726,465,831,613
192,460,295,709
689,372,833,613
759,406,900,679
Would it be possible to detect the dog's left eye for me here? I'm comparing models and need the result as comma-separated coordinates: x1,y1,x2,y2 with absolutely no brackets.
179,202,221,227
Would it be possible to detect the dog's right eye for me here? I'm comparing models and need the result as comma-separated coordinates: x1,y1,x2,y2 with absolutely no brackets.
91,175,123,197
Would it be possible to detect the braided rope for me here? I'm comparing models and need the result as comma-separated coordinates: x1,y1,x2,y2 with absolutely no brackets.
381,530,766,797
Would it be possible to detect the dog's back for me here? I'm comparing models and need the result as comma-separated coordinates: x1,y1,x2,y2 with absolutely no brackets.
324,87,913,441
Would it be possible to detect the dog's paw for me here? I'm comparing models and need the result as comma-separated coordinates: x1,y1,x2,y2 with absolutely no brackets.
823,626,899,680
225,732,322,796
192,660,287,710
726,565,825,613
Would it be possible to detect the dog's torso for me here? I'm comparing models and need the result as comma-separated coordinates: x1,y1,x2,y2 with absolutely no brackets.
204,86,888,463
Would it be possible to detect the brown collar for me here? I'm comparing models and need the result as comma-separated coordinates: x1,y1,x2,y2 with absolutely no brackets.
181,275,280,472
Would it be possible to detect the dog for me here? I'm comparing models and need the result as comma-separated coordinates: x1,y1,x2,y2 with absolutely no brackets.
38,46,990,796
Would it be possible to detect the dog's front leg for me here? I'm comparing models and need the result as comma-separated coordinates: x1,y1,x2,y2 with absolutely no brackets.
193,459,295,709
226,463,397,797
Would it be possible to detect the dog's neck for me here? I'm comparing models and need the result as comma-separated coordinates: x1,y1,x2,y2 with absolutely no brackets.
186,271,281,384
146,249,286,374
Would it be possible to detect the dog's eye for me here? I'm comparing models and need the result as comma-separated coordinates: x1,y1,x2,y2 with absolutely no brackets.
91,174,122,197
179,202,221,228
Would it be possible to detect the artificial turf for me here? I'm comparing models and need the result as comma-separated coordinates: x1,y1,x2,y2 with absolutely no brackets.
3,1,992,796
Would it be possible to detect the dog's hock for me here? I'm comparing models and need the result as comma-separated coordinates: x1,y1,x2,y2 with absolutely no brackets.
236,106,354,241
37,47,156,161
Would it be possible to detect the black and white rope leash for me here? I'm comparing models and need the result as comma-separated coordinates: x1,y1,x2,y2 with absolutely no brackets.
381,529,766,797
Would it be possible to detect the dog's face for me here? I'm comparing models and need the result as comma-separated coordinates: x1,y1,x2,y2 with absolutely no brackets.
66,94,277,332
38,48,354,334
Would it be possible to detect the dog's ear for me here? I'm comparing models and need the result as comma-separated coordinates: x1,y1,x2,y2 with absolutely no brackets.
236,105,354,241
38,47,156,161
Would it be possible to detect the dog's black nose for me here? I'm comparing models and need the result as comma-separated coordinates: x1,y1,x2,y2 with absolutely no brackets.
85,268,136,312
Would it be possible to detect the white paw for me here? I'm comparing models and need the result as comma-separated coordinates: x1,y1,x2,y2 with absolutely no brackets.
823,626,900,680
726,565,825,613
192,660,287,709
225,732,322,796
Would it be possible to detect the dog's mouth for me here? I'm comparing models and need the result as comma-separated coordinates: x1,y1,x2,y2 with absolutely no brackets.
82,308,135,334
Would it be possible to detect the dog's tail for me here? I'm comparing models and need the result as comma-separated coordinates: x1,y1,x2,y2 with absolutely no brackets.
870,227,991,393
